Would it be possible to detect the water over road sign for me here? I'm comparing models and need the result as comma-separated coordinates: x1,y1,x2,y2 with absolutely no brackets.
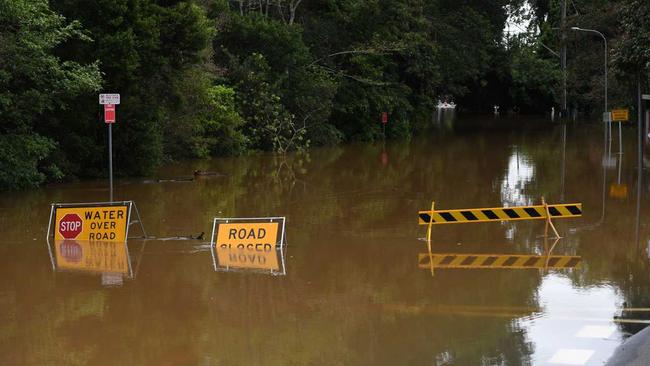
53,204,130,242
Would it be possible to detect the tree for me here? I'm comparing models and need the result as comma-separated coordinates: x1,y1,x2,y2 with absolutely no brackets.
0,0,101,189
613,0,650,83
52,0,215,175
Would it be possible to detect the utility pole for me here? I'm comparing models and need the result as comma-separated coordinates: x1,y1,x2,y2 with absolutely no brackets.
560,0,567,118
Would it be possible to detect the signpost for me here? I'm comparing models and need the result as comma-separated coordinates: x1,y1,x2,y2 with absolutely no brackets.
210,217,286,274
99,93,120,201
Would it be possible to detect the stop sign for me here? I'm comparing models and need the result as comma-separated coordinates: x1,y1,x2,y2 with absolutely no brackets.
59,213,83,239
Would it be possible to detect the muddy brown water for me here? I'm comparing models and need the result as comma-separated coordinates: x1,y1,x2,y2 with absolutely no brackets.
1,115,649,365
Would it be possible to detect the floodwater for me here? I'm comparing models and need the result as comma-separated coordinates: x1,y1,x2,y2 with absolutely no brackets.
1,114,650,365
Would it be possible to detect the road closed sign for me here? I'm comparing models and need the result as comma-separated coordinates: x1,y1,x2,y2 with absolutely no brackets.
52,203,131,242
210,217,286,273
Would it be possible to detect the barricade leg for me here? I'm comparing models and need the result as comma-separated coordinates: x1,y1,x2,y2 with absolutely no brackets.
426,201,435,276
542,197,561,239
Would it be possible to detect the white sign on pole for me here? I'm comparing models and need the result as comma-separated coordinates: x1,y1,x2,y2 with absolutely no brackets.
99,94,120,105
602,112,611,123
642,94,650,101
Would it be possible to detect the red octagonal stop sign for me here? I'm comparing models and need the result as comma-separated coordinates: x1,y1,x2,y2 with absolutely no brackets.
59,213,83,239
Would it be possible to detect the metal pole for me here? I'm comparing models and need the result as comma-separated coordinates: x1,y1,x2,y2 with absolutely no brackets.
619,121,623,155
570,28,608,137
635,75,642,252
604,34,610,143
561,0,567,117
560,123,566,202
109,123,113,202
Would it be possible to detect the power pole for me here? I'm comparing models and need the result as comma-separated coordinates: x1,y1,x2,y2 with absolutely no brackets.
560,0,567,118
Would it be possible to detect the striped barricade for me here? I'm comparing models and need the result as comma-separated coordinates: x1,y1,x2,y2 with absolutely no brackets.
418,203,582,225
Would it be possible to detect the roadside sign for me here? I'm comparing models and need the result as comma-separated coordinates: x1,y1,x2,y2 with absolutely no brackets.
381,112,388,124
52,203,131,242
54,240,130,274
642,94,650,101
602,155,617,169
210,217,286,274
104,104,115,124
58,213,83,239
611,109,629,122
99,93,120,105
603,112,611,123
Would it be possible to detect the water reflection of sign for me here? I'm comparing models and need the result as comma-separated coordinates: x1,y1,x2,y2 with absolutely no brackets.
213,244,280,271
418,253,581,270
53,204,130,242
609,184,628,199
210,217,286,274
54,240,130,274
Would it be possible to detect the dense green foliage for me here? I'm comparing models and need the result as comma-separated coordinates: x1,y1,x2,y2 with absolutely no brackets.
0,0,101,189
0,0,644,189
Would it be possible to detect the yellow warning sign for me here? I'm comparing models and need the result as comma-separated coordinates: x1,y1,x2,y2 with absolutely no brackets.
611,109,629,122
214,222,280,249
213,243,280,271
418,253,581,269
210,217,286,273
54,205,129,242
54,240,130,274
418,203,582,225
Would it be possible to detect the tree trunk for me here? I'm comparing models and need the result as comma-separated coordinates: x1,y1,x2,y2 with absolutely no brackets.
289,0,301,25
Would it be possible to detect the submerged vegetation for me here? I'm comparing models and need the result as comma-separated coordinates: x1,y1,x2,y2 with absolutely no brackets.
0,0,648,189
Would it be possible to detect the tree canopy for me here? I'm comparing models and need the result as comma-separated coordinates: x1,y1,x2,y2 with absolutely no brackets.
0,0,645,190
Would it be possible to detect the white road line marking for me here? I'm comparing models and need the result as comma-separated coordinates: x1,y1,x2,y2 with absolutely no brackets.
548,349,595,365
575,325,616,339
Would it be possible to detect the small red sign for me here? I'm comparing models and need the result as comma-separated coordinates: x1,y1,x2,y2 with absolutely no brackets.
59,213,83,239
104,104,116,124
381,112,388,124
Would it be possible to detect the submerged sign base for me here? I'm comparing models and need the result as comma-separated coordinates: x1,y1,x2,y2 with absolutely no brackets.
210,217,287,275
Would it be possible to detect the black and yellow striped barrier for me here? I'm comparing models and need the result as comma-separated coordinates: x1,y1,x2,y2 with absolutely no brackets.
418,203,582,225
418,253,581,270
